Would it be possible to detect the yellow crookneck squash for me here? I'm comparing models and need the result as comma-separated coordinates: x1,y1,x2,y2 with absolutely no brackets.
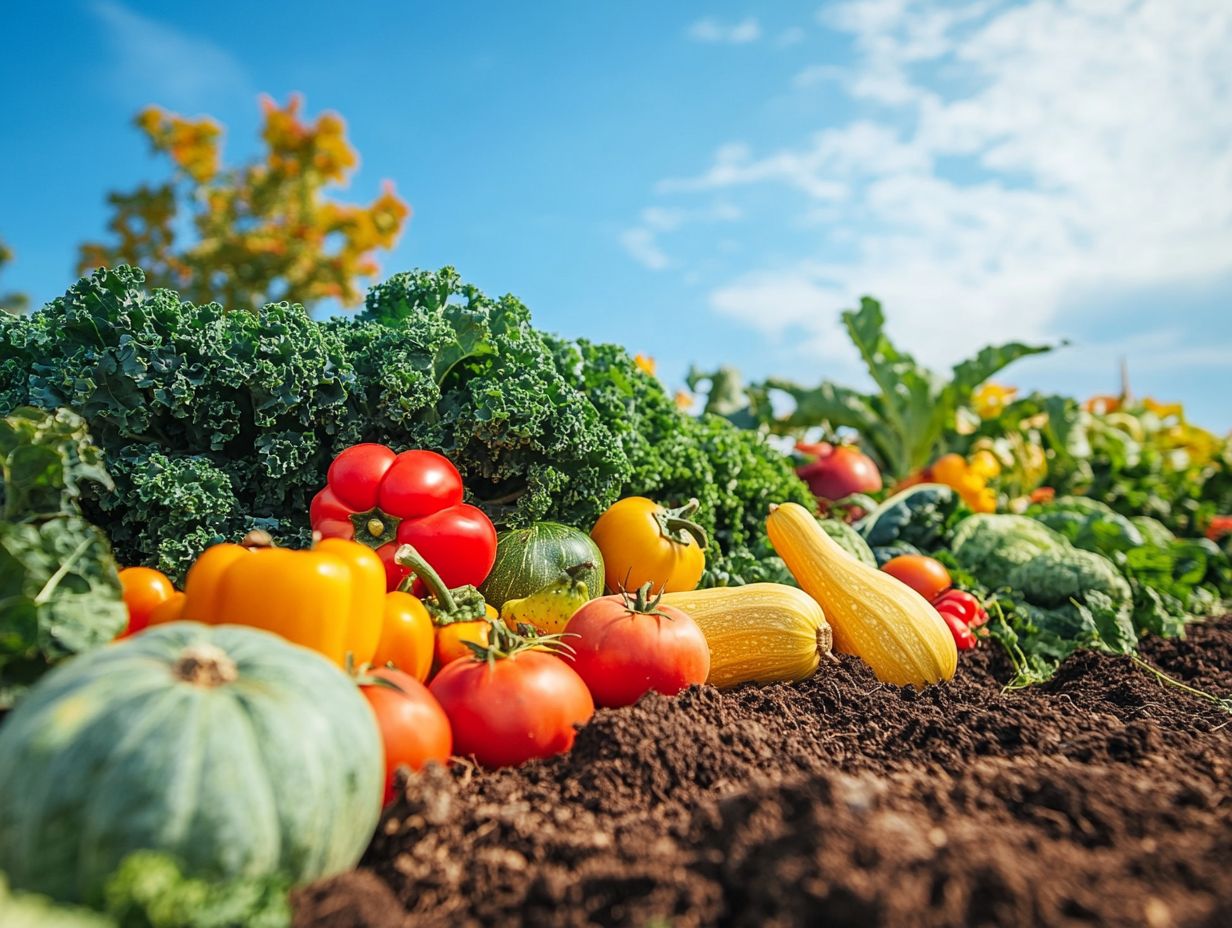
767,502,956,687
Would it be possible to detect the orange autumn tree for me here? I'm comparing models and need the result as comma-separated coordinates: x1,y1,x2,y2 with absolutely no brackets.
78,94,410,311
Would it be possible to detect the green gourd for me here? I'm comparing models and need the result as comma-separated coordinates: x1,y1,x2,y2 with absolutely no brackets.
0,622,383,905
480,522,604,608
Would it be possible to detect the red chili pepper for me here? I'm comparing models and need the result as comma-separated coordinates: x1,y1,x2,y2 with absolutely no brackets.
1207,515,1232,543
310,444,497,593
932,588,989,629
938,609,978,651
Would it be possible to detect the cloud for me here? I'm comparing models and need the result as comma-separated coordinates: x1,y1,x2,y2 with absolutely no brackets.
686,17,762,44
90,0,250,109
639,0,1232,376
620,228,672,270
621,203,744,271
777,26,807,46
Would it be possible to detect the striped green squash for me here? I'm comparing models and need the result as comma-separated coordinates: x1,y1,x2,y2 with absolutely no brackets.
0,622,383,905
479,521,604,609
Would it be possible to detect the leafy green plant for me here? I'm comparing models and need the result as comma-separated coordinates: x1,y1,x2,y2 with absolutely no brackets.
104,852,291,928
0,407,127,707
691,298,1052,480
0,266,810,582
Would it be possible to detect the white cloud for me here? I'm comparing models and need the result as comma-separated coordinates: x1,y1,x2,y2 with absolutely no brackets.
686,17,762,44
621,203,744,270
620,228,672,270
778,26,808,46
90,0,250,108
642,0,1232,375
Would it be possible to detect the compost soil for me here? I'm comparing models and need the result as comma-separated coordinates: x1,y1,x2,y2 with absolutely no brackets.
294,618,1232,928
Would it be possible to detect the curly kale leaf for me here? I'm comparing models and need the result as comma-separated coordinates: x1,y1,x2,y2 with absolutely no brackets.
552,338,814,570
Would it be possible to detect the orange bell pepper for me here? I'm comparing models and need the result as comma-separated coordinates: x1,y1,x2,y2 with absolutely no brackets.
372,591,436,682
178,538,385,668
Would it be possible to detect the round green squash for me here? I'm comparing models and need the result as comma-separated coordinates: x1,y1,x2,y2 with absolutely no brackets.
479,522,605,608
0,622,384,906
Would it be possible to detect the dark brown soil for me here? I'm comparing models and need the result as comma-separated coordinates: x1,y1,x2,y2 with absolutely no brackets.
294,618,1232,928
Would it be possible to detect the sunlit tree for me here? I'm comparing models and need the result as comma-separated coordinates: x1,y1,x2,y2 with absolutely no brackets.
78,95,410,311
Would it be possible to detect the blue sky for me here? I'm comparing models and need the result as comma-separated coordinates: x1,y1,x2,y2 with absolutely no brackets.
3,0,1230,428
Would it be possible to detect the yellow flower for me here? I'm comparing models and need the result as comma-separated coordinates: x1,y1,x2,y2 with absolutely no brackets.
972,382,1017,419
634,354,656,377
968,449,1002,480
674,390,694,411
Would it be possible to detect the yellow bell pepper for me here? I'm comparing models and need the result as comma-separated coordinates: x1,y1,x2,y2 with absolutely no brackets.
179,538,385,668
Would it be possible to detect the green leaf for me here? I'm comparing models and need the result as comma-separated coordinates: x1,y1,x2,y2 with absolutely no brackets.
0,518,127,707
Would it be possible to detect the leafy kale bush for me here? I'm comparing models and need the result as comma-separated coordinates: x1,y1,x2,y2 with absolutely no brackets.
0,407,127,707
0,266,810,581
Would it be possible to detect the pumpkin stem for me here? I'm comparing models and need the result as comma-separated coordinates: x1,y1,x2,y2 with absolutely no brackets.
172,644,238,688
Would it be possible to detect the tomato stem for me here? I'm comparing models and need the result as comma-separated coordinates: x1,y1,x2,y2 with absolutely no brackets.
462,618,577,666
655,497,709,550
619,582,677,621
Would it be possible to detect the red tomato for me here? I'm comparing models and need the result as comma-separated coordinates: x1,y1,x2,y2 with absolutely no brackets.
938,609,977,651
564,593,710,708
361,668,453,805
881,555,952,602
117,567,176,638
429,651,594,768
932,589,989,629
796,444,883,504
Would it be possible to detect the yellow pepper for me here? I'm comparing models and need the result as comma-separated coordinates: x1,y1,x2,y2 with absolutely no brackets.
179,538,385,668
971,382,1017,419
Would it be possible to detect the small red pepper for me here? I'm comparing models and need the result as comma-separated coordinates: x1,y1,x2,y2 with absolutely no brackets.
932,588,989,629
938,609,978,651
310,443,497,593
1207,515,1232,543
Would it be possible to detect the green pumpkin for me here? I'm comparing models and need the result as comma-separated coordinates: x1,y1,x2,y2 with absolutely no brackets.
0,622,383,906
480,521,605,609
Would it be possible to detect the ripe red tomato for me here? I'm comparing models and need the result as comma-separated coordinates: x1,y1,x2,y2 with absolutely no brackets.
564,592,710,708
117,567,176,638
361,667,453,805
429,651,594,768
932,589,989,629
796,444,883,504
938,609,978,651
881,555,952,602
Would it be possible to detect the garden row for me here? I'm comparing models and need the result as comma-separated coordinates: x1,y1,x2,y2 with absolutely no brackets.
0,266,1228,926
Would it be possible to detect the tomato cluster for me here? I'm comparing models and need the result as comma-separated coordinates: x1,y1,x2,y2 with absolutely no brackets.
879,554,988,652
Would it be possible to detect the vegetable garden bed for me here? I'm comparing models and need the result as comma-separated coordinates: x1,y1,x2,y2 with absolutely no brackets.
295,615,1232,928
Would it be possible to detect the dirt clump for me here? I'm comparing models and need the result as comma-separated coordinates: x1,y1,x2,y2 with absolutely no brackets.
298,618,1232,927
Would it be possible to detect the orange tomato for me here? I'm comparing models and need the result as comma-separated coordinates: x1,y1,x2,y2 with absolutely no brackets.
434,609,497,667
147,591,187,627
117,567,176,638
881,555,952,602
590,497,706,594
372,591,435,682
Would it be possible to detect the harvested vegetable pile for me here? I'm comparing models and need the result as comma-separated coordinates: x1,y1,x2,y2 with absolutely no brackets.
296,616,1232,928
